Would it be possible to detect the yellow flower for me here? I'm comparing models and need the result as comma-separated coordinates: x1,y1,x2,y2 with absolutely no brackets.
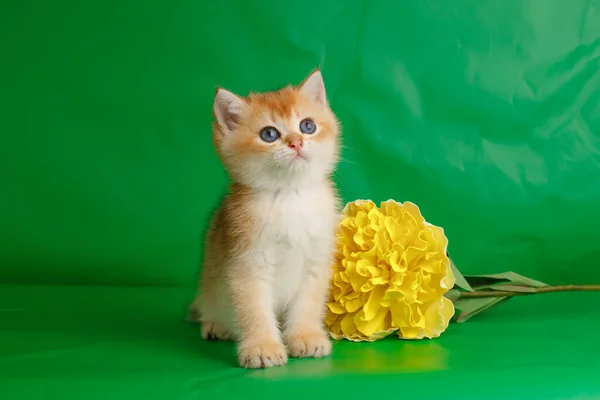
325,199,455,341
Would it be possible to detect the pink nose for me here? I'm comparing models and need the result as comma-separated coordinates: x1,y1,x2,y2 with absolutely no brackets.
288,139,303,151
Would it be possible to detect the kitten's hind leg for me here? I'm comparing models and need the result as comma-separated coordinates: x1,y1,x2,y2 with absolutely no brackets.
186,296,203,323
188,298,233,340
201,321,232,341
187,282,233,341
188,290,234,341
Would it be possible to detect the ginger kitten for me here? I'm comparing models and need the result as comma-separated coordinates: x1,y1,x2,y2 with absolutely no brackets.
188,69,340,369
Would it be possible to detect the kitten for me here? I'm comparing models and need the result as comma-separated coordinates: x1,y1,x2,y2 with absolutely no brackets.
188,69,341,369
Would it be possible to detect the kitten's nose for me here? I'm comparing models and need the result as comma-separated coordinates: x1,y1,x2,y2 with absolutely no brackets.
288,138,304,152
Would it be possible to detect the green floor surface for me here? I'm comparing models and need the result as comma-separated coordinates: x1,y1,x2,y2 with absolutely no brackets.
1,284,598,400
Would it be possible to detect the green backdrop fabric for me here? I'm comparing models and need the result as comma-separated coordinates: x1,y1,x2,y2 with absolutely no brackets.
3,0,600,288
1,1,600,399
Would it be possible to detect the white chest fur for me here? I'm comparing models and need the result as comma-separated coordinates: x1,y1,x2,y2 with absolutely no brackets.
251,186,336,306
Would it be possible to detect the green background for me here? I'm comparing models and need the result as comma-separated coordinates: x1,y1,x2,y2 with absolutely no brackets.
1,0,599,399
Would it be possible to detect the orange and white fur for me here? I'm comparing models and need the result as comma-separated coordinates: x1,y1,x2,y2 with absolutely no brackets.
188,69,341,369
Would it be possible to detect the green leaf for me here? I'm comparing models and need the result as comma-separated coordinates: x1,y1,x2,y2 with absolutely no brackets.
464,271,548,291
449,258,474,292
452,297,509,323
447,267,550,322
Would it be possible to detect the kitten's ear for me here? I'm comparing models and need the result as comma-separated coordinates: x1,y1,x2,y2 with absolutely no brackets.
213,87,246,133
299,68,327,108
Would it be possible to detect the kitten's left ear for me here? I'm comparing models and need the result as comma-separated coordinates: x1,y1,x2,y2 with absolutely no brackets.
299,68,327,108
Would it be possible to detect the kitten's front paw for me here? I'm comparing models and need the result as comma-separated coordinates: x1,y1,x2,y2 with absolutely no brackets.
287,331,332,358
238,340,288,369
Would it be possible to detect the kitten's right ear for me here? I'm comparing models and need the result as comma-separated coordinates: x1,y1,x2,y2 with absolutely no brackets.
213,87,246,133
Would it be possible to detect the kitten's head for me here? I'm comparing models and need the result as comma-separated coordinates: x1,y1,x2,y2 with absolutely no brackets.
211,69,340,189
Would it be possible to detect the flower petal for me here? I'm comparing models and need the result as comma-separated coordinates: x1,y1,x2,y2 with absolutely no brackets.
341,313,357,335
363,287,385,320
423,297,455,338
327,302,346,314
399,326,425,339
355,306,389,337
345,297,363,313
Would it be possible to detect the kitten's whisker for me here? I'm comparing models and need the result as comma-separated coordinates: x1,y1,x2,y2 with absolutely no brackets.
338,157,358,166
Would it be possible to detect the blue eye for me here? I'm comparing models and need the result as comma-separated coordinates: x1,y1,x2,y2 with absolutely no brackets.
259,127,280,143
299,118,316,134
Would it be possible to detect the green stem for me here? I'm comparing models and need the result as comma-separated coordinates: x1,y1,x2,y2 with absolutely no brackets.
458,284,600,298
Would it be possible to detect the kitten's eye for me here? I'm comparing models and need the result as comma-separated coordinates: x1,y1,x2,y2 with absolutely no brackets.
259,126,280,143
299,118,316,134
